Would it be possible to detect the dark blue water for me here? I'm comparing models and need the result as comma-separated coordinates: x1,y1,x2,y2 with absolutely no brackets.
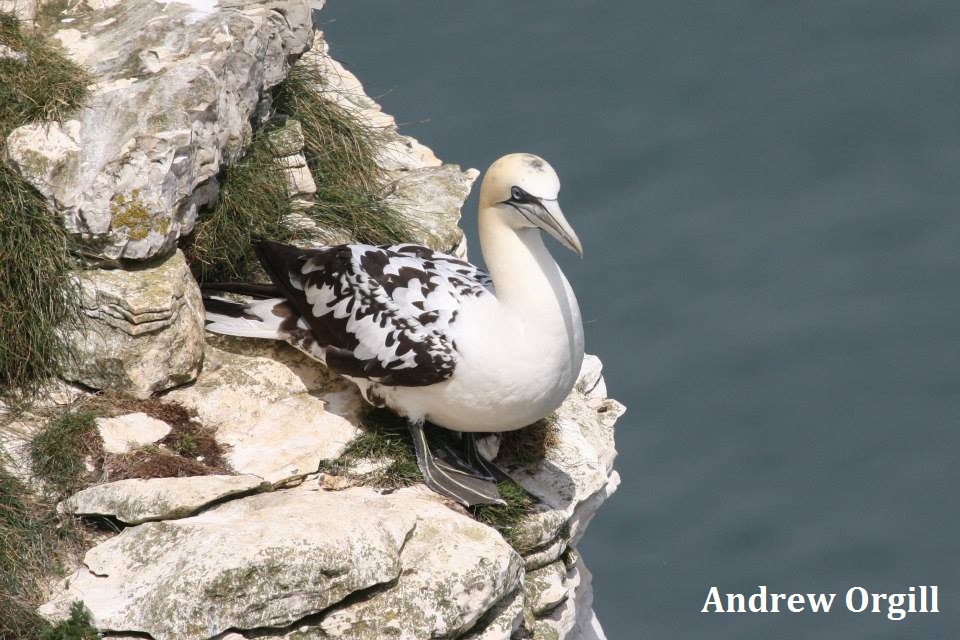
318,2,960,637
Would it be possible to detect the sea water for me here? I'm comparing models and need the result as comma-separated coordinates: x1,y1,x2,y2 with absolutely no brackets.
318,2,960,637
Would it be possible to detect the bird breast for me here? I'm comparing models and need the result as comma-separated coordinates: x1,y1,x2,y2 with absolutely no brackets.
390,282,584,432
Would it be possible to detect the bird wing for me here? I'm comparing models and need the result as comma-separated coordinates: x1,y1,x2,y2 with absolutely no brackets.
254,240,494,387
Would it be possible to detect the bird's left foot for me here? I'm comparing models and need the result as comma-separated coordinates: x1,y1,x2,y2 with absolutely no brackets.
409,423,506,507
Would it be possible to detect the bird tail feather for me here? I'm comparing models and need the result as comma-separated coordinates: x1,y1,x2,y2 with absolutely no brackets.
202,295,297,340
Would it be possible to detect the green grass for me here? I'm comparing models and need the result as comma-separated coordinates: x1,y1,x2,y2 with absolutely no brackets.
318,407,422,488
274,57,413,245
471,479,537,550
0,467,87,640
185,47,414,283
319,408,539,550
0,14,87,126
0,12,88,399
184,130,293,282
28,409,101,498
40,602,100,640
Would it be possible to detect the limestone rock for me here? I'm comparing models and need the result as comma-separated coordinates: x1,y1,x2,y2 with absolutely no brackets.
265,118,306,156
297,33,478,253
0,0,35,22
386,164,480,253
276,152,317,197
576,354,607,400
460,588,525,640
62,250,204,398
525,560,571,617
41,485,516,640
166,338,363,482
58,474,266,524
0,42,27,62
536,555,607,640
286,488,523,639
95,412,171,454
4,0,316,262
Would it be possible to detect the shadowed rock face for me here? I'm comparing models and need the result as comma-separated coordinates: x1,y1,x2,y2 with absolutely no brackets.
5,0,316,263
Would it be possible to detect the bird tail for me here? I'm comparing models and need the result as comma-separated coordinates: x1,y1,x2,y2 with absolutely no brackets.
202,282,303,340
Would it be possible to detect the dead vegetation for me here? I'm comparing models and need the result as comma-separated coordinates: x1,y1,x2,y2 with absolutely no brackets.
97,397,229,479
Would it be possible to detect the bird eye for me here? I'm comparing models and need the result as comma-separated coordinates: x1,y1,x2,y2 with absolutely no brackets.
511,186,523,201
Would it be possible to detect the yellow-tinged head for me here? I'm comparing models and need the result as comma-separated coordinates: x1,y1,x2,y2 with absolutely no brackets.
478,153,583,257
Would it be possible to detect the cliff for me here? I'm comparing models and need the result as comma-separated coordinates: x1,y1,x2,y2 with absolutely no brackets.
0,2,624,638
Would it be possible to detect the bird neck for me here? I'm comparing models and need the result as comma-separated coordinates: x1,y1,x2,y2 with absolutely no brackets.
479,209,572,314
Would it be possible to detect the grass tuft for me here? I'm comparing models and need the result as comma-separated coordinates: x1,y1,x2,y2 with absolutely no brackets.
184,132,293,282
40,601,100,640
0,14,88,126
471,479,537,550
0,467,84,640
28,408,102,498
318,407,422,488
274,57,413,245
320,409,539,550
29,397,230,498
185,47,413,283
0,12,88,399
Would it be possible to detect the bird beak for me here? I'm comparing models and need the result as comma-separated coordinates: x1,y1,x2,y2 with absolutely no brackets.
535,199,583,257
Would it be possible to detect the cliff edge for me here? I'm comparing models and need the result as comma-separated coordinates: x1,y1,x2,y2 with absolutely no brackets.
0,2,624,638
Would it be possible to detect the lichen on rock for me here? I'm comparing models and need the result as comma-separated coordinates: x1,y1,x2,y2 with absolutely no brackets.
5,0,317,263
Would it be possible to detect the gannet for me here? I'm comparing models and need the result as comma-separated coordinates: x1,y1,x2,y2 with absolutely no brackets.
203,153,585,505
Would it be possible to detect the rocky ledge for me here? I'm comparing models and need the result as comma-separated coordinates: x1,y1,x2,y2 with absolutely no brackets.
1,1,625,638
39,341,621,640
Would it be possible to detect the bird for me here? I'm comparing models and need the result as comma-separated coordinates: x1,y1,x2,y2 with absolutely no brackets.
202,153,585,506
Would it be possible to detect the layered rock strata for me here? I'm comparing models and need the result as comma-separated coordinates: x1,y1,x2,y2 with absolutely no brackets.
62,250,205,398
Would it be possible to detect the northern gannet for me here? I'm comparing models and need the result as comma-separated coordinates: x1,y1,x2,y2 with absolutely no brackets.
203,153,585,505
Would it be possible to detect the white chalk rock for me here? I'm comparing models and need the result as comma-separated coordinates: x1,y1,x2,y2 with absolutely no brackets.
166,338,363,482
460,588,525,640
42,485,521,640
525,560,571,617
58,474,266,524
4,0,315,262
537,555,607,640
96,412,171,454
288,487,523,639
41,486,419,640
62,250,205,398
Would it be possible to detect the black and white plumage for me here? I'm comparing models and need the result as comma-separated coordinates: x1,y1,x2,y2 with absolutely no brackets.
208,241,492,388
204,153,585,506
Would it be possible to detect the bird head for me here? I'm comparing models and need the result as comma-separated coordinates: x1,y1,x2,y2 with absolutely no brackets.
479,153,583,257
